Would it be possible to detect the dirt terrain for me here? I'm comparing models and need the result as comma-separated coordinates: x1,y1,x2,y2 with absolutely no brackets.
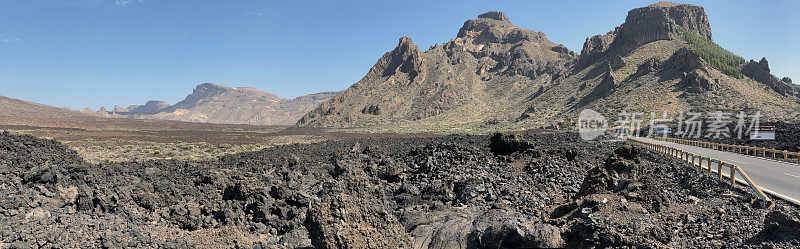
1,130,798,248
0,122,443,164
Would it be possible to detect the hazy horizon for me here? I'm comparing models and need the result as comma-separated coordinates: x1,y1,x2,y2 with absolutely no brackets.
1,0,798,110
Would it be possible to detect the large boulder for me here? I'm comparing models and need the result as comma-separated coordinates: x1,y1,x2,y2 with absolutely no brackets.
404,208,564,249
763,207,800,238
635,57,660,76
576,145,641,198
488,133,533,155
669,48,708,73
680,69,717,92
305,185,411,249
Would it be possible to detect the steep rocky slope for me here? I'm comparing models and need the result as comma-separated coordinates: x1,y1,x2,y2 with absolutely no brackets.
298,11,575,127
299,2,800,130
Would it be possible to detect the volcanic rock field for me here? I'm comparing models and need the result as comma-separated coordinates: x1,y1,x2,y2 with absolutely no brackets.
1,131,799,248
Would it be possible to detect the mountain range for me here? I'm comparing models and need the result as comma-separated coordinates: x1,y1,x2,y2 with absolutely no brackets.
298,1,800,129
77,83,339,126
2,1,798,130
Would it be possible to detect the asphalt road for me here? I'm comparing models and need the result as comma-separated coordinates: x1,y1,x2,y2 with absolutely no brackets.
632,137,800,205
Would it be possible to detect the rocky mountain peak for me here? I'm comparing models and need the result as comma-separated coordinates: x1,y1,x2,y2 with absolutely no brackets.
740,57,800,97
192,83,279,99
455,12,549,47
367,36,424,82
579,1,711,68
396,36,418,55
477,11,510,22
742,57,772,83
195,82,227,93
131,100,170,115
189,83,231,99
617,2,711,47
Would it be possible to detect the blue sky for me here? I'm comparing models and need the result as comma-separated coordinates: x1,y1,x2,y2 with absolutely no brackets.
1,0,798,110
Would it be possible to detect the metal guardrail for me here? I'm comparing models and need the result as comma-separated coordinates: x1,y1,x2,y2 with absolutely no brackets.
627,138,773,208
654,137,799,163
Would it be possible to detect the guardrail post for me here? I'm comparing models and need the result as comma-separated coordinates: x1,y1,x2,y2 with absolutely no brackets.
717,161,723,179
730,164,736,188
707,157,712,174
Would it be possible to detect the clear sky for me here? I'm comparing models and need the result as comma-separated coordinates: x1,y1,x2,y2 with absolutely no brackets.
1,0,798,110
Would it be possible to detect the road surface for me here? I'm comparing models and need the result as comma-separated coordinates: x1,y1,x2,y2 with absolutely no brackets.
631,137,800,205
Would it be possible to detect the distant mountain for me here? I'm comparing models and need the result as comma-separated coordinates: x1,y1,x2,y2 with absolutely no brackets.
298,2,800,129
113,100,170,115
115,83,339,125
0,95,94,127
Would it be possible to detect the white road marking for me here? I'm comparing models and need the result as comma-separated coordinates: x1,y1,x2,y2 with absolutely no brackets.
784,172,800,180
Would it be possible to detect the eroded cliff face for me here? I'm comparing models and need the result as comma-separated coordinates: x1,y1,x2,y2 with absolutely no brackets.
579,1,712,68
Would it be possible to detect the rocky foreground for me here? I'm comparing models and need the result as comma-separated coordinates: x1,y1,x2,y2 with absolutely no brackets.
1,131,799,248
